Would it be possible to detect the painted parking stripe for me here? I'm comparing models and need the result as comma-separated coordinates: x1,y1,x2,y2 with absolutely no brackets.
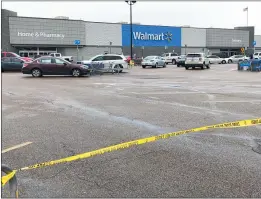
2,142,33,154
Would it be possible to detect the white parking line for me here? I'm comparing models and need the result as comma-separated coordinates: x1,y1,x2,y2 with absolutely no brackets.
2,142,33,154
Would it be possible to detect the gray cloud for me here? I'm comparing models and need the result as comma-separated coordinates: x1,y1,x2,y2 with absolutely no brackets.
2,1,261,35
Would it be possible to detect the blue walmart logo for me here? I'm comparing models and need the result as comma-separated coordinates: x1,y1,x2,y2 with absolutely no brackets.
164,32,172,42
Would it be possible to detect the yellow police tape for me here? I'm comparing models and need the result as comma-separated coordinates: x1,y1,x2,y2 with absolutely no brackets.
2,118,261,187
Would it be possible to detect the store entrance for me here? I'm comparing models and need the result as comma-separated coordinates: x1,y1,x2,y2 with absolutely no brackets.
220,48,241,57
19,50,57,58
17,47,57,58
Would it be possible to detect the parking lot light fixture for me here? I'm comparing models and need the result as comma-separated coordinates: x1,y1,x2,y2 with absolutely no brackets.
125,1,136,61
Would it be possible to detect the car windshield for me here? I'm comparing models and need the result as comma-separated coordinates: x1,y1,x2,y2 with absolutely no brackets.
61,59,71,64
144,56,156,60
12,52,21,57
89,55,102,61
254,53,258,55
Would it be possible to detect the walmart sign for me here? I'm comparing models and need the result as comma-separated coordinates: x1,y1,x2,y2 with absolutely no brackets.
133,32,173,42
122,24,181,47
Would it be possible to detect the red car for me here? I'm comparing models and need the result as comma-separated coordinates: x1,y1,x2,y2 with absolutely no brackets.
22,56,91,77
1,52,33,62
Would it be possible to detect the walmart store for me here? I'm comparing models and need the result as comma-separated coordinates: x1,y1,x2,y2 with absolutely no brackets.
2,9,260,60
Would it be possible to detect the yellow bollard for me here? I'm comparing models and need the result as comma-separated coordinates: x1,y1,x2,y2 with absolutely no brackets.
129,60,134,69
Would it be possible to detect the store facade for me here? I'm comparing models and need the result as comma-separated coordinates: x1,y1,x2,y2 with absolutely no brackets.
8,16,86,58
254,35,261,50
1,9,257,60
206,28,250,57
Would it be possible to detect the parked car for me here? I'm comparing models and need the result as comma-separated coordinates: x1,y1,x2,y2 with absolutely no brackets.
141,56,166,68
1,57,25,72
225,55,249,64
184,53,210,70
253,52,261,59
22,56,91,77
81,54,128,73
177,55,186,67
1,51,33,62
162,52,179,65
207,55,224,64
49,53,73,62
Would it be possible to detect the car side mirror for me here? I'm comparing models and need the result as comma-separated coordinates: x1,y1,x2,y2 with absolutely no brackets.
20,61,24,63
63,62,67,66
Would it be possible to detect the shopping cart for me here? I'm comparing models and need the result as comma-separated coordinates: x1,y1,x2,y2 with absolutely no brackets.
249,60,261,72
238,60,251,71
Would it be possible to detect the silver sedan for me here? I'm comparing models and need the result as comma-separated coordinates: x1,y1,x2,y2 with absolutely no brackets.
141,56,166,68
207,55,223,64
225,55,250,64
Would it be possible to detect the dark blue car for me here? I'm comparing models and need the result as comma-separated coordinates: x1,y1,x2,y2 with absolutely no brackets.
1,57,24,72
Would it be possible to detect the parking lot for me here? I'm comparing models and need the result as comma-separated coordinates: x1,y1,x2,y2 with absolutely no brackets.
2,64,261,197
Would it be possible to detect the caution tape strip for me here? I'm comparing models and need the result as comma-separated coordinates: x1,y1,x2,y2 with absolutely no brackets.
2,118,261,186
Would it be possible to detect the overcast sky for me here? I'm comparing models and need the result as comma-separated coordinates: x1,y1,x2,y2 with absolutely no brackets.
2,1,261,35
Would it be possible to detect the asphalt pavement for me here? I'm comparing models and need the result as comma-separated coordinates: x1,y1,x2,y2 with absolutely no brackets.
2,64,261,197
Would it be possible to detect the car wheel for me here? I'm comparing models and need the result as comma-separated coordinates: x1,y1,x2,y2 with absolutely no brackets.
222,60,226,64
201,65,204,70
154,63,158,68
72,68,81,77
113,65,121,73
228,59,232,64
177,64,180,67
31,68,42,77
185,66,189,70
119,64,124,73
142,65,146,69
172,59,176,65
163,63,166,68
206,65,210,69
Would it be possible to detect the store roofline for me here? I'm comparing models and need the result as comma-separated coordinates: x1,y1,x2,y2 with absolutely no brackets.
7,14,250,32
11,44,85,47
8,15,84,22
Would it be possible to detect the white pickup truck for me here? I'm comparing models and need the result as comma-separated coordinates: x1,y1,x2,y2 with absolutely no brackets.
162,52,180,65
49,53,73,62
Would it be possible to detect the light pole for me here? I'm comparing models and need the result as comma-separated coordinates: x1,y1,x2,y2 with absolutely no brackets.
125,1,136,62
109,41,112,54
